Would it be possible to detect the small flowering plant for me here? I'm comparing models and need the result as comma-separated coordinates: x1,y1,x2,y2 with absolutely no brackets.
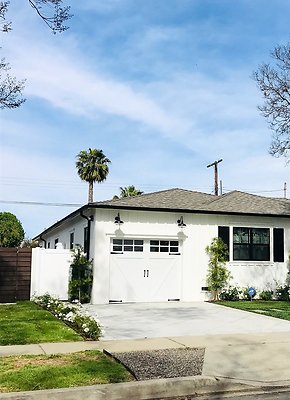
32,294,103,340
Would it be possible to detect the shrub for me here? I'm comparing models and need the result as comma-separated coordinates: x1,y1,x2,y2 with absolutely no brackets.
240,287,256,300
259,290,274,301
275,285,290,301
33,294,102,340
206,237,231,301
69,247,93,304
220,286,241,301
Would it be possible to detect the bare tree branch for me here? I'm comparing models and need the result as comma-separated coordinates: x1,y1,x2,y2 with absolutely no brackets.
0,1,72,110
0,1,12,32
253,43,290,158
0,58,26,109
28,0,72,34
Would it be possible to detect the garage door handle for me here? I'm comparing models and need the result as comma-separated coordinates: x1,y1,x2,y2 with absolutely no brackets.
144,269,149,277
147,269,149,277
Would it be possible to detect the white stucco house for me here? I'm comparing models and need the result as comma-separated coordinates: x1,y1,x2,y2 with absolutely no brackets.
34,188,290,304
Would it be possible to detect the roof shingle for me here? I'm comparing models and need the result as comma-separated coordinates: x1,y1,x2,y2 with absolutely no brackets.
94,188,290,216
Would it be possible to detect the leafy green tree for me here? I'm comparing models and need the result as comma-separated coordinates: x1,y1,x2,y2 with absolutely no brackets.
0,212,25,247
113,185,144,199
206,237,231,301
76,148,111,203
120,185,143,198
253,42,290,157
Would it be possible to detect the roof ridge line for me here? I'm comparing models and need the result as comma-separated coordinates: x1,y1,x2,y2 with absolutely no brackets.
94,187,214,205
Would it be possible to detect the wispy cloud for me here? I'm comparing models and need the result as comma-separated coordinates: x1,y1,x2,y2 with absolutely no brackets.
5,37,190,139
2,0,290,238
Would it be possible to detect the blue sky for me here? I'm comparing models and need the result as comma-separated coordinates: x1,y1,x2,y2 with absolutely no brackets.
1,0,290,238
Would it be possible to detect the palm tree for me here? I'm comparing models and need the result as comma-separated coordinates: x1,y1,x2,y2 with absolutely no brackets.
119,185,143,198
76,148,111,203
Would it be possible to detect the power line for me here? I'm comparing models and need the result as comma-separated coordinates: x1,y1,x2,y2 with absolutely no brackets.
0,200,82,207
0,177,213,192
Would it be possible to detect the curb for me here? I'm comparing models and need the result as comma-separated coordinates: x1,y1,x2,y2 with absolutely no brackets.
0,376,259,400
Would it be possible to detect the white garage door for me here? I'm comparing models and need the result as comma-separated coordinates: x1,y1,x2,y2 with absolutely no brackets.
109,238,182,302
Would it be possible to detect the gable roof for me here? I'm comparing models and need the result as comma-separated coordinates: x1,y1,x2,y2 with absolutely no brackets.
94,188,290,216
96,188,215,210
203,190,290,216
34,188,290,239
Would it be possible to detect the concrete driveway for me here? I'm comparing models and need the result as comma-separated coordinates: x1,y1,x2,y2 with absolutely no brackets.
83,301,290,340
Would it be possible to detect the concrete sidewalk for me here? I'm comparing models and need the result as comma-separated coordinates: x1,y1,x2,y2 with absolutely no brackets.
2,331,290,399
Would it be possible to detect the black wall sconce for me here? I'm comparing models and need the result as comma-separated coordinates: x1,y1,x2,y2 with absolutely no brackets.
114,212,124,225
177,216,186,228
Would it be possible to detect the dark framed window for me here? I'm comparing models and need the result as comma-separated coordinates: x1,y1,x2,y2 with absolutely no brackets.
70,232,74,250
47,242,50,249
112,239,144,253
150,240,179,254
54,238,59,249
233,227,270,261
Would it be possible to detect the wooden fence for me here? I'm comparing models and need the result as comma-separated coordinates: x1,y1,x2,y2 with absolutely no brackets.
0,248,32,303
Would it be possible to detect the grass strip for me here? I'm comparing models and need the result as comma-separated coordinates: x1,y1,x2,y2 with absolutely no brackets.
0,301,82,345
219,300,290,320
0,350,134,392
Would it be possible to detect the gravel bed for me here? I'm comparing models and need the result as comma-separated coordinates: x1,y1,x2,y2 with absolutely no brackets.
109,347,205,380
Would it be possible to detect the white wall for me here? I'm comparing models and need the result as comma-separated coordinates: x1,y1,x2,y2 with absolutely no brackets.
39,207,290,304
91,209,290,303
31,248,72,300
43,214,88,250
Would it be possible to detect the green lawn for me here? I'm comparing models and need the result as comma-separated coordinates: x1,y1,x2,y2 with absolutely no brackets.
0,301,82,345
0,351,134,392
219,300,290,320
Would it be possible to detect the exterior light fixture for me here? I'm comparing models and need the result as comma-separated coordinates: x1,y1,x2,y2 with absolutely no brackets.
114,212,124,225
177,216,186,228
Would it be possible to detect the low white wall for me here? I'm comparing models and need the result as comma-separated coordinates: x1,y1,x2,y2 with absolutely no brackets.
31,248,72,300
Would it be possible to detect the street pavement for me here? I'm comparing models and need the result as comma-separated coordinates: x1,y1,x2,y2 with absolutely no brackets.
2,302,290,399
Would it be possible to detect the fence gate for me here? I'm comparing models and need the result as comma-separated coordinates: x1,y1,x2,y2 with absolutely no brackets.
0,248,32,303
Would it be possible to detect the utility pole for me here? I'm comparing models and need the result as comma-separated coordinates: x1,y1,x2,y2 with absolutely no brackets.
207,159,223,196
284,182,287,199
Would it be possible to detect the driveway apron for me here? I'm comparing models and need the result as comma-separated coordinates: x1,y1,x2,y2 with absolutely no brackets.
83,301,290,340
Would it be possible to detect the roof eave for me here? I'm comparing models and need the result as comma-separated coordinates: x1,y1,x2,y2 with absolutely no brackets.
97,204,290,218
33,204,91,240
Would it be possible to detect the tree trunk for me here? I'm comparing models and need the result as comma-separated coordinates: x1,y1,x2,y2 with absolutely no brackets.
212,290,219,302
88,182,94,203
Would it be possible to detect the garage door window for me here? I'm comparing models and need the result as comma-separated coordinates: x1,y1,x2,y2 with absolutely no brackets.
112,239,143,253
150,240,179,254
